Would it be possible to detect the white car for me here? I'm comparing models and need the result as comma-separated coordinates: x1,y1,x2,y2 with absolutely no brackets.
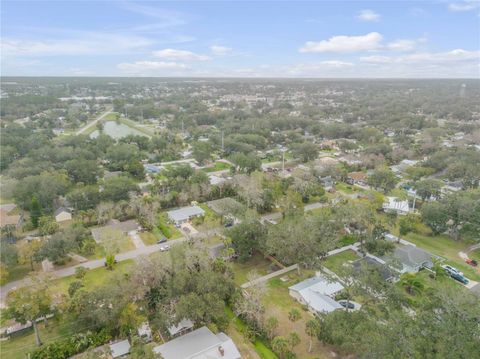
442,265,463,276
160,245,171,252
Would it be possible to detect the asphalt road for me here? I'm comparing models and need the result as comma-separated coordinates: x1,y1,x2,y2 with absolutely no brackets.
75,107,113,135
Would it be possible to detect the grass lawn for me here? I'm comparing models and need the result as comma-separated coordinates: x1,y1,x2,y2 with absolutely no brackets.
262,273,336,359
139,232,158,245
203,161,231,173
231,253,274,286
335,182,363,194
157,213,183,239
53,260,134,297
0,319,87,359
2,263,34,285
469,249,480,262
195,204,222,230
403,232,480,281
322,250,359,274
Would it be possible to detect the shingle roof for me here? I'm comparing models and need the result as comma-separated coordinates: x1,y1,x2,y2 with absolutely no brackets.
393,245,433,268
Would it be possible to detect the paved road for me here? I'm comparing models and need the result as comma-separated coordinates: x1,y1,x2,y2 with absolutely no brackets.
75,107,113,135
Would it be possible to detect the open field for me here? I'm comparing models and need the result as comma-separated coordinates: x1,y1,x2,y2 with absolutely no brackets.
322,250,359,274
231,253,274,286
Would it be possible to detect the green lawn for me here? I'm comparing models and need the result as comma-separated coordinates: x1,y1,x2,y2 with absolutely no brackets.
335,182,364,194
261,273,333,359
322,250,359,274
403,232,480,281
139,232,158,245
203,161,231,172
231,253,274,286
2,263,33,285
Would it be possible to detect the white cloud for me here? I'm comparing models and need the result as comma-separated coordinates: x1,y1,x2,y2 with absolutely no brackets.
210,45,233,56
387,39,417,51
152,48,211,61
361,49,480,65
1,33,152,57
448,1,480,12
300,32,383,53
357,9,381,22
121,2,187,27
319,60,354,67
117,61,188,74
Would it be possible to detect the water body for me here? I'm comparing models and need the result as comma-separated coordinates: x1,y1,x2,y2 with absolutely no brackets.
90,121,147,139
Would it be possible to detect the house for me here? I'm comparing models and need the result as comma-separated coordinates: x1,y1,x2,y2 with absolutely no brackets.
346,171,367,186
109,340,130,358
167,318,194,337
144,164,162,174
382,197,410,215
390,159,419,175
0,209,22,229
289,275,344,314
319,176,334,191
352,256,397,282
54,207,72,223
209,174,226,186
154,326,241,359
167,205,205,226
383,244,436,274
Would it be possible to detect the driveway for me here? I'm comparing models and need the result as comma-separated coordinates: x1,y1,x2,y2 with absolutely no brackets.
129,230,146,249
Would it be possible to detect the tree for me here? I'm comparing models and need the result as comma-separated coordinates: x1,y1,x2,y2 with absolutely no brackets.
35,235,72,264
288,308,301,322
264,316,279,341
291,142,319,163
305,319,320,353
288,331,301,351
413,179,442,201
400,273,424,296
6,277,52,346
38,216,59,236
17,239,41,271
421,201,448,235
367,167,397,193
68,281,84,297
272,336,290,359
105,254,116,270
229,152,261,174
101,176,138,202
192,141,213,165
399,214,416,241
30,196,42,228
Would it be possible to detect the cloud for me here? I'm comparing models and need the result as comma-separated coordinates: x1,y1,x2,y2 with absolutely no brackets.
1,33,152,57
300,32,382,53
121,2,187,27
448,1,480,12
360,49,480,65
152,48,211,61
210,45,233,56
387,39,417,51
357,9,381,22
319,60,354,67
117,61,188,74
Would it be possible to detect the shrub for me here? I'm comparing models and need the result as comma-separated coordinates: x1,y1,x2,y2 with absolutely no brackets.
75,266,88,279
158,220,172,238
30,330,111,359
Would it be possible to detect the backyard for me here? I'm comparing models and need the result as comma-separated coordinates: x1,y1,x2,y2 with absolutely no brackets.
231,253,275,286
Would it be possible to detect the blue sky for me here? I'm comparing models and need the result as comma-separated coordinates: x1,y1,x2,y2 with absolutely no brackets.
2,1,479,77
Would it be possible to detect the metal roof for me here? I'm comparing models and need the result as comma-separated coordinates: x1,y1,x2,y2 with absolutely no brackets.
109,340,130,358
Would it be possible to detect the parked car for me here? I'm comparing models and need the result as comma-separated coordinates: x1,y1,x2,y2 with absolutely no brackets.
160,245,170,252
442,265,463,276
466,258,478,267
450,272,469,285
157,237,167,244
338,300,355,310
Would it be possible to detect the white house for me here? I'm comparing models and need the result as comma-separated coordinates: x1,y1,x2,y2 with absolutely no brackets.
154,326,241,359
382,197,410,215
54,207,72,223
289,275,344,314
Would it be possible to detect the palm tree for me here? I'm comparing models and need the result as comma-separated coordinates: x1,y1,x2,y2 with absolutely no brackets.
288,331,301,351
400,273,424,296
272,336,290,359
288,308,301,322
305,319,320,353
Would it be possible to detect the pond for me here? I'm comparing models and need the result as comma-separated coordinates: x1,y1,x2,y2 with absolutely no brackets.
90,121,148,139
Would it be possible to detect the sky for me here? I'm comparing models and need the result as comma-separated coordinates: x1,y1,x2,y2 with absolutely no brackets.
1,0,479,78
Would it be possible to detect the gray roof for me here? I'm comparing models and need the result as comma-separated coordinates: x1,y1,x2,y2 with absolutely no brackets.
109,340,130,358
168,318,194,336
154,326,241,359
289,275,343,296
300,290,344,313
352,257,396,281
391,244,434,269
167,206,205,223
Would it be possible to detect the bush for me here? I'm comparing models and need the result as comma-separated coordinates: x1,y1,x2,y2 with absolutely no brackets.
30,330,111,359
75,266,88,279
158,220,172,238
